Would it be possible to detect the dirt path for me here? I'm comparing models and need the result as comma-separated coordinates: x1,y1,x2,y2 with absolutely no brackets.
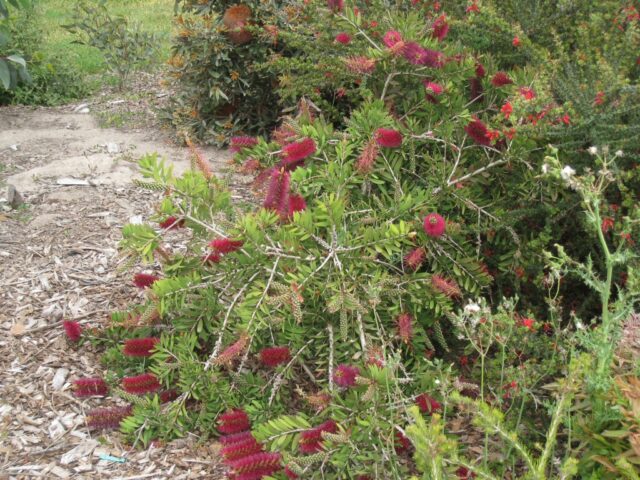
0,101,238,478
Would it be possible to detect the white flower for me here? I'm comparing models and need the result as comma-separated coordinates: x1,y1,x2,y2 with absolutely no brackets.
588,146,598,156
615,150,624,157
541,163,549,174
575,321,585,330
560,165,576,181
434,379,441,385
464,302,481,315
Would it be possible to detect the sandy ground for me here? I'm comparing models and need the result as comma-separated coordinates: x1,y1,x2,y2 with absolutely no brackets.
0,96,238,478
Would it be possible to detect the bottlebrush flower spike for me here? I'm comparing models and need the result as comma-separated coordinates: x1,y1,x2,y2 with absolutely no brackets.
469,77,483,102
375,128,403,148
475,63,486,78
520,87,536,100
220,431,255,445
432,14,449,41
230,136,258,153
227,452,282,478
334,364,360,388
264,169,290,215
285,466,299,479
431,275,462,298
209,238,244,254
299,420,337,453
73,378,108,397
123,337,159,357
344,56,377,75
501,101,513,120
287,194,306,219
327,0,343,12
335,32,351,44
395,430,412,452
383,30,403,49
491,71,513,87
159,389,178,403
396,313,413,344
281,137,316,165
133,273,160,289
423,213,446,237
416,393,442,414
218,409,251,434
356,139,379,174
202,252,221,264
464,118,491,146
402,42,443,67
159,216,184,230
221,435,263,462
63,320,82,342
122,373,161,395
456,466,478,479
424,81,444,103
404,247,425,271
214,332,249,366
86,405,133,430
259,346,291,367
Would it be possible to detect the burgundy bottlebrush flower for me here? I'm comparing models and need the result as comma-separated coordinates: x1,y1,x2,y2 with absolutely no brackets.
469,77,483,102
122,373,161,395
431,275,462,298
431,14,449,41
344,56,377,75
335,32,351,44
281,137,316,167
218,409,251,434
395,430,412,453
464,118,491,146
416,393,442,414
424,81,444,103
202,252,221,264
375,128,403,148
456,467,477,479
220,431,255,445
123,337,159,357
260,346,291,367
73,377,108,397
285,466,299,479
209,238,244,254
383,30,403,48
475,63,486,78
299,420,338,453
327,0,343,12
334,364,360,388
63,320,82,342
227,452,282,478
287,194,306,218
404,247,425,271
159,389,178,403
423,213,446,237
491,71,513,87
396,313,413,344
214,332,249,366
133,273,160,289
159,216,184,230
86,405,133,430
264,169,290,216
355,139,379,174
402,42,443,67
221,435,263,462
230,136,258,153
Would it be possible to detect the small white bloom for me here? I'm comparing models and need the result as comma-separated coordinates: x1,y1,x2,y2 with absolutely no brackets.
588,146,598,156
615,150,624,157
575,321,584,330
434,379,441,385
464,302,481,315
561,165,576,181
541,163,549,174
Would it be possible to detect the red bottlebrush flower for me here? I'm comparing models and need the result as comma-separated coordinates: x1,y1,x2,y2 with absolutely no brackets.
601,216,615,233
521,317,535,331
230,136,258,153
397,313,413,344
287,194,307,219
395,430,412,453
491,72,513,87
486,129,501,143
221,435,263,462
159,389,178,403
227,452,282,478
375,128,403,148
86,405,133,430
220,431,255,446
218,409,251,434
335,32,351,44
383,30,403,49
133,273,160,289
327,0,343,12
123,337,159,357
209,238,244,254
356,139,379,174
202,252,221,264
475,63,486,78
402,42,442,67
464,118,491,146
285,466,299,479
431,275,462,298
122,373,161,395
512,36,520,47
63,320,82,342
299,420,338,453
334,364,360,388
456,466,477,479
281,137,316,165
404,247,425,271
264,169,291,216
159,216,184,230
469,77,483,102
73,378,108,397
560,114,571,125
466,1,480,14
519,86,536,100
424,81,444,103
432,14,449,41
215,332,250,366
344,56,377,75
259,346,291,367
423,213,446,237
501,101,513,120
416,393,442,414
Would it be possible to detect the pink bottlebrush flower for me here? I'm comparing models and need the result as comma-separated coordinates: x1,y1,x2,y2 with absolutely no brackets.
159,216,184,230
334,364,360,388
396,313,413,344
220,431,255,446
464,118,491,146
285,466,299,479
344,56,377,75
475,63,486,78
73,378,108,397
431,275,462,298
416,393,442,414
375,128,403,148
491,71,513,87
299,420,338,453
287,194,307,218
520,87,536,100
432,14,449,41
230,136,258,153
404,247,425,271
209,238,244,254
264,169,291,216
221,435,263,462
327,0,343,12
159,389,178,403
259,346,291,367
227,452,282,478
133,273,160,289
424,81,444,103
366,346,385,367
63,320,82,342
123,337,159,357
423,213,446,237
122,373,161,395
281,137,316,166
501,101,513,120
402,42,443,67
218,409,251,434
202,252,221,264
512,36,520,47
469,77,483,102
356,139,379,174
214,332,249,366
335,32,351,44
86,405,133,430
383,30,403,48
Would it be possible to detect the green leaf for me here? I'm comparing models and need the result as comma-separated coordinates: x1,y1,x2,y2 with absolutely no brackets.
6,54,25,67
0,59,10,89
